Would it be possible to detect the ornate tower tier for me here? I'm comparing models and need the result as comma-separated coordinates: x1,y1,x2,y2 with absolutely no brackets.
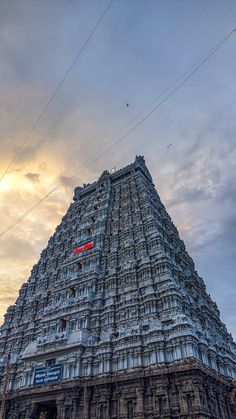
0,156,236,418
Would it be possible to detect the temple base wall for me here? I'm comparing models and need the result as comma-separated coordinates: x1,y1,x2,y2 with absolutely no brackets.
1,363,236,419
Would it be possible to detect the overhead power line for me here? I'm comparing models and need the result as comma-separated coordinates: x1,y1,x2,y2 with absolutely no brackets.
0,27,235,239
0,0,115,183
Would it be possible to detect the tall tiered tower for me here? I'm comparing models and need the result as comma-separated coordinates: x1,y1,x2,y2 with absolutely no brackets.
0,156,236,419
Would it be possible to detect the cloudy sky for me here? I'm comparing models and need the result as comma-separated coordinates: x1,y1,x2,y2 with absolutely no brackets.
0,0,236,339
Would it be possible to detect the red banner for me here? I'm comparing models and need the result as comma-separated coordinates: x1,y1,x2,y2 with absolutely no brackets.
74,242,93,255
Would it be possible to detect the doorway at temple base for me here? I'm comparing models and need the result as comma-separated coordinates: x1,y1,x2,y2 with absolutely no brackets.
34,401,57,419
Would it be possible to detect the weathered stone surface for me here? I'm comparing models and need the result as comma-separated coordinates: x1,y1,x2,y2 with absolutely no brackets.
0,156,235,418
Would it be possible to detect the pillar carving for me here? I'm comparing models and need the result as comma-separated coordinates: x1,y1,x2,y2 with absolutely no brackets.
71,397,79,419
56,400,66,419
24,403,34,419
135,386,144,418
83,386,92,419
118,391,126,418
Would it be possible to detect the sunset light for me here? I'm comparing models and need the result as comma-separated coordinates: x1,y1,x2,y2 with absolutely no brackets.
0,2,236,417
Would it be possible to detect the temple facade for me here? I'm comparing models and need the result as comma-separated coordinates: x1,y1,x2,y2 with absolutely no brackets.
0,156,236,418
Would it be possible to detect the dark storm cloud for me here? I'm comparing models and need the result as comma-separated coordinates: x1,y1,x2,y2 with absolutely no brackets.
216,213,236,252
189,215,236,256
168,185,213,207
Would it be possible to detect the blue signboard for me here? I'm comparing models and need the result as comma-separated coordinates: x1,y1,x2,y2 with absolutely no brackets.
33,364,62,386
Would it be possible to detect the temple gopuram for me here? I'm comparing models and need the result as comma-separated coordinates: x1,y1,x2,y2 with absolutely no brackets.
0,156,236,418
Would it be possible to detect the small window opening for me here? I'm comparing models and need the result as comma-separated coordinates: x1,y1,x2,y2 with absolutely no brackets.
87,227,93,236
46,358,56,366
76,261,83,272
69,287,76,297
59,318,67,331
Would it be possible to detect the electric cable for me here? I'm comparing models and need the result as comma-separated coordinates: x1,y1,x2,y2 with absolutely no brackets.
21,25,235,193
0,27,235,238
0,0,115,183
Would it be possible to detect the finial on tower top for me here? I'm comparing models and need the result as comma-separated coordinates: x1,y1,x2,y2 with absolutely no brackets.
135,155,145,166
98,170,110,181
